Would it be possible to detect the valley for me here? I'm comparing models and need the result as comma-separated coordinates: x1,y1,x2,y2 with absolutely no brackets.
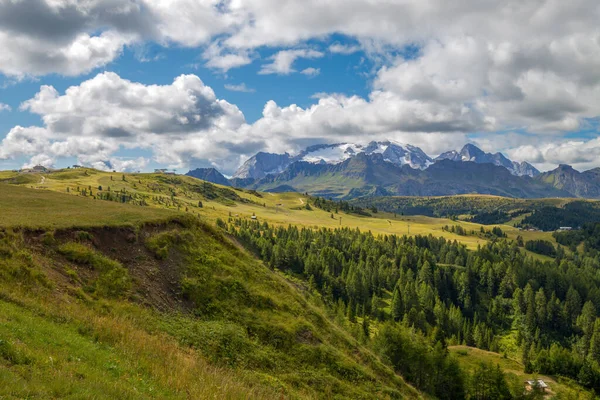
2,167,600,398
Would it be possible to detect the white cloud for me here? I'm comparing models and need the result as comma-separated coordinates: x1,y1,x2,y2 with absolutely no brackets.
245,93,479,156
202,42,253,72
300,67,320,77
224,83,255,93
0,0,232,77
259,49,323,75
329,43,361,55
1,0,600,172
505,139,600,172
0,103,10,111
0,72,252,173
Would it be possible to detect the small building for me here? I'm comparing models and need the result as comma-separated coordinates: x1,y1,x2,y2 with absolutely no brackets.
251,215,257,220
154,168,168,173
525,379,548,392
72,164,83,169
558,226,573,231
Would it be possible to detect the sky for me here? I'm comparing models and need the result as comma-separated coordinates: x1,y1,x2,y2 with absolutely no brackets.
0,0,599,175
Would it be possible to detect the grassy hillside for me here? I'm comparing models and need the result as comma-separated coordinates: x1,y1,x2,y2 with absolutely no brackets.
0,183,176,228
449,346,594,399
0,168,561,252
2,170,597,398
0,184,420,399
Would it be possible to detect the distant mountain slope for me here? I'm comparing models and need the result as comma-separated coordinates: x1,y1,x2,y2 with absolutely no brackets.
232,141,433,179
435,144,540,177
186,168,231,186
536,164,600,198
184,142,600,200
246,154,569,199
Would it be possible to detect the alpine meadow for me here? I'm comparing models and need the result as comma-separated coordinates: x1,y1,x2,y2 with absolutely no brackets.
2,1,600,399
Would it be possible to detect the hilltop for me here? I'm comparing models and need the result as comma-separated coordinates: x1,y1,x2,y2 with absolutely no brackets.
0,167,564,250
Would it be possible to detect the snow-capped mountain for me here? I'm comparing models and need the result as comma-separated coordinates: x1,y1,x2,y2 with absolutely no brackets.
297,141,433,169
231,152,292,179
233,141,433,179
435,144,540,177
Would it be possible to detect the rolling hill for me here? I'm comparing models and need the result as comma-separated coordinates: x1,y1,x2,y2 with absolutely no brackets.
1,169,597,398
0,184,420,399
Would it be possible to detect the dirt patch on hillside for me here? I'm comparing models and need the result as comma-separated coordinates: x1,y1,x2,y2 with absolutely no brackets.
23,223,194,313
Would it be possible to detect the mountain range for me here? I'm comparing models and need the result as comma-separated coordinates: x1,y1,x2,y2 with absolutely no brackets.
435,144,540,177
186,142,600,199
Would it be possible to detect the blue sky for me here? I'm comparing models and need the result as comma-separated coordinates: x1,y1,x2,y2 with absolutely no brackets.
0,0,599,174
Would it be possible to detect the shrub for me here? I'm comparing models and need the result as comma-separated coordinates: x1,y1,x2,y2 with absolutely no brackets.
75,231,93,242
0,339,32,365
41,231,57,246
58,242,96,264
58,242,130,298
95,264,131,297
144,230,189,260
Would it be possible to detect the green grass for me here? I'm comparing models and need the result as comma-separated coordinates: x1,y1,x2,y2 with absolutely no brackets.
0,293,278,399
0,188,421,398
0,183,176,229
0,168,564,251
449,345,592,399
1,169,597,398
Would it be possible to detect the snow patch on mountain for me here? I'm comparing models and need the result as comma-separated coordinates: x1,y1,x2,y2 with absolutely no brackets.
298,141,432,170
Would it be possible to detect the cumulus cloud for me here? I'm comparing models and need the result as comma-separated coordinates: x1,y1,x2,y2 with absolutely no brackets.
504,139,600,172
0,103,10,111
1,0,600,171
0,72,252,173
0,0,232,77
259,49,323,75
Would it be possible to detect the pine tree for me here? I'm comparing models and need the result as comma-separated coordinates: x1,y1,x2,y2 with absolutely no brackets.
588,319,600,363
391,285,404,321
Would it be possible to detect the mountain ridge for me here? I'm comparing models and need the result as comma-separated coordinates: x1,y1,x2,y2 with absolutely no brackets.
187,142,600,200
435,143,540,177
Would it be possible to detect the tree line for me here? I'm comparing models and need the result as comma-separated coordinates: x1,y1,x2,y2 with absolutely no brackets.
224,217,600,397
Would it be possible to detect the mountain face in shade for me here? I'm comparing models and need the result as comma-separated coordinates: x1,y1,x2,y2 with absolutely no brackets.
186,168,231,186
186,156,600,200
185,141,600,200
244,154,570,199
535,164,600,198
435,144,540,177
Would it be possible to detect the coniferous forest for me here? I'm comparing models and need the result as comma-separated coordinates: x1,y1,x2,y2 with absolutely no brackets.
226,217,600,397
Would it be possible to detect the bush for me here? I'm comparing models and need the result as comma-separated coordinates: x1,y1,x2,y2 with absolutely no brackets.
58,242,130,298
58,242,96,264
0,339,32,365
95,264,131,297
144,230,191,260
75,231,93,242
41,231,57,246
